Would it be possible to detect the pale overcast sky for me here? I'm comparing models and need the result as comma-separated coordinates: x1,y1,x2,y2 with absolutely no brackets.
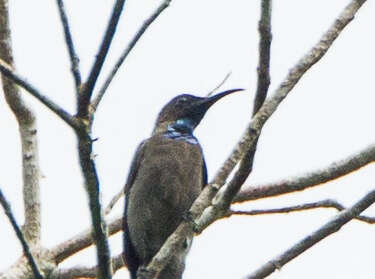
1,0,375,278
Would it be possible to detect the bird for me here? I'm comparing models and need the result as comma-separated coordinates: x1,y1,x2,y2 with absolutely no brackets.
123,88,243,279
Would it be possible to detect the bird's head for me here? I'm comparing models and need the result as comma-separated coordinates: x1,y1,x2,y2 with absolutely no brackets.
154,88,244,134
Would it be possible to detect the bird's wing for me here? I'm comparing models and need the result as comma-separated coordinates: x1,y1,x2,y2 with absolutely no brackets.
124,140,147,195
123,140,147,278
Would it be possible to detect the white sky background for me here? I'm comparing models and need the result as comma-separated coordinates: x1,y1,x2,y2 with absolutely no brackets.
0,0,374,278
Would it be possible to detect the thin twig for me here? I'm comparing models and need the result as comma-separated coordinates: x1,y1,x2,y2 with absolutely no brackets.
104,188,124,215
235,142,375,203
141,0,367,276
0,58,78,129
246,187,375,278
56,0,81,92
91,0,172,112
0,188,43,279
206,72,232,97
228,199,375,224
78,0,126,118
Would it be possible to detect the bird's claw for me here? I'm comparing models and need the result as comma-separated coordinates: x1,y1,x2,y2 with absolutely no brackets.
182,211,199,233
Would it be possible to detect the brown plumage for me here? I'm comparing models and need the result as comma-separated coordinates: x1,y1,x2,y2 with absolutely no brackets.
123,89,243,278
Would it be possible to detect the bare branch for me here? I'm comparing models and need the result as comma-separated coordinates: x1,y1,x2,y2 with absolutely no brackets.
206,72,232,97
52,254,124,279
56,0,82,92
51,216,122,264
73,2,128,272
76,135,112,279
104,188,124,216
0,58,78,128
195,0,272,233
253,0,272,116
200,0,272,228
195,0,366,232
246,187,375,279
228,199,375,224
0,0,42,244
0,188,43,279
78,0,126,118
91,0,172,112
235,142,375,203
141,0,367,276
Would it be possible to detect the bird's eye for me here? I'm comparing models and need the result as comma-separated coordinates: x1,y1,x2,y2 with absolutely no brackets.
177,97,188,105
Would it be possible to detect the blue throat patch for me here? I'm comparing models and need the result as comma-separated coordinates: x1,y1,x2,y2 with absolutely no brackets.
164,118,198,144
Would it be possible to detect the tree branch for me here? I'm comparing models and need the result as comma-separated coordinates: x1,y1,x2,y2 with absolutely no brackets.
0,58,78,129
76,134,112,279
246,187,375,278
235,142,375,203
253,0,272,116
69,142,375,263
50,216,122,264
56,0,81,93
51,254,124,279
195,0,366,232
91,0,171,112
78,0,126,118
104,187,124,215
0,0,42,245
140,0,367,276
196,0,273,230
0,188,43,279
228,199,375,224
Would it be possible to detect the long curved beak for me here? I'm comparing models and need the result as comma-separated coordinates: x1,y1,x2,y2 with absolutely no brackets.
204,88,244,108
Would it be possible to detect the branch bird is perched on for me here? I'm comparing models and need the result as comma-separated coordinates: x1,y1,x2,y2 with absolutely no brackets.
123,88,244,279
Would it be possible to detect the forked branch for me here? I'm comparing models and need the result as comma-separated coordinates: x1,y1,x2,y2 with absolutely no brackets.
140,0,367,276
246,187,375,278
78,0,126,118
92,0,172,112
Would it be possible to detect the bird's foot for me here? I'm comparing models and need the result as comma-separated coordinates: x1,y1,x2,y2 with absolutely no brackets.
182,211,199,233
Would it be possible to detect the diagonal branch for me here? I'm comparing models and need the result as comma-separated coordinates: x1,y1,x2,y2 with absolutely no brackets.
195,0,366,233
141,0,367,276
78,0,126,118
56,0,82,93
50,216,122,264
91,0,171,112
228,199,375,224
245,187,375,279
0,58,78,129
0,188,43,279
235,142,375,203
204,0,273,220
52,254,124,279
104,187,124,215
